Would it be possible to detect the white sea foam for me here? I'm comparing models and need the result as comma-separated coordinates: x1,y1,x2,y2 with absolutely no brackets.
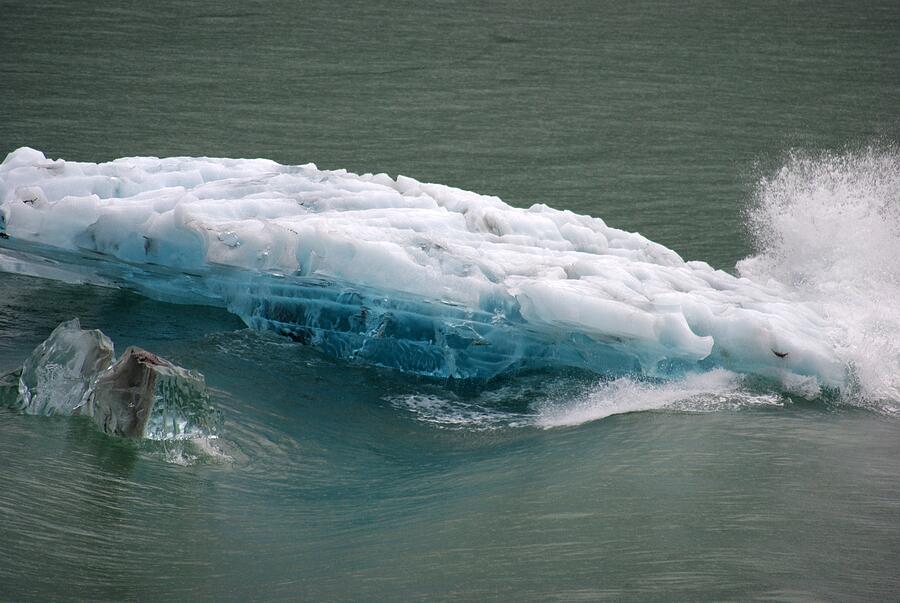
533,370,783,428
387,393,530,430
738,147,900,403
388,369,784,430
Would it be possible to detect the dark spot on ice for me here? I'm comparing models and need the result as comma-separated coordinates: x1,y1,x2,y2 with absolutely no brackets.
772,349,789,358
0,232,8,239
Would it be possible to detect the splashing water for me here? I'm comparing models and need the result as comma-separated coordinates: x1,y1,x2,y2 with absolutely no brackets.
534,370,784,428
392,147,900,430
387,369,784,430
738,147,900,403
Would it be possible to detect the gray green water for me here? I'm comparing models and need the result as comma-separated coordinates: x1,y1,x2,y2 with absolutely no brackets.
2,1,899,600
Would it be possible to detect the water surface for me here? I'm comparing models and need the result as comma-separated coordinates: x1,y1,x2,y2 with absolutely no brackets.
2,1,899,600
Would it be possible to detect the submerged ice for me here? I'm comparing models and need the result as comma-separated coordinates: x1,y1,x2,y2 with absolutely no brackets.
1,146,894,396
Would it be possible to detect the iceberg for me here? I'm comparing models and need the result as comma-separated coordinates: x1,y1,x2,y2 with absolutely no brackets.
0,148,851,388
1,319,218,440
16,318,115,416
85,347,216,440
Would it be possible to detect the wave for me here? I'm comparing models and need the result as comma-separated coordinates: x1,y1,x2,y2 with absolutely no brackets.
0,146,897,402
533,369,784,428
387,369,786,430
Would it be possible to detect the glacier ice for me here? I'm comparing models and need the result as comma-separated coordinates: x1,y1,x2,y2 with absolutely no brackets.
1,319,218,440
85,346,217,440
0,147,865,390
16,318,115,416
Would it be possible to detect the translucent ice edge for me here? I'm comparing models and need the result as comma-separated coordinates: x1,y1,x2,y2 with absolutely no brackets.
2,146,897,399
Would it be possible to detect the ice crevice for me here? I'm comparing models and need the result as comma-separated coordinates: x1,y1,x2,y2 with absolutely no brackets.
0,147,855,390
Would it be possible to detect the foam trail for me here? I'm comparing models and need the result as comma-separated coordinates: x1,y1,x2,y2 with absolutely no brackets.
534,370,782,428
387,394,530,430
738,147,900,403
387,370,784,430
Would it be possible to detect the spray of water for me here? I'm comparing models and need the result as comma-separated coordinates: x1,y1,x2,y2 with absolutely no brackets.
738,146,900,403
388,369,785,430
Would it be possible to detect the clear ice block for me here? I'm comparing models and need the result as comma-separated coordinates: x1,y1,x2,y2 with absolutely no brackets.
17,318,114,416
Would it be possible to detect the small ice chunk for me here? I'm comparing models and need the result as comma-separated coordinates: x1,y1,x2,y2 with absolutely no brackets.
17,319,115,416
3,320,218,441
85,346,217,440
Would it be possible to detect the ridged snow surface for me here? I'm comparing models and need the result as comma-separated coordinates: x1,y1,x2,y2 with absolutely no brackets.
0,147,848,387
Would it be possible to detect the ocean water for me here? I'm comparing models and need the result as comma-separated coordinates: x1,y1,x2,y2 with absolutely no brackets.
2,1,899,601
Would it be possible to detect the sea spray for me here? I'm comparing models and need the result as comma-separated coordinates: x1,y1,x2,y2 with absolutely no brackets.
739,147,900,402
